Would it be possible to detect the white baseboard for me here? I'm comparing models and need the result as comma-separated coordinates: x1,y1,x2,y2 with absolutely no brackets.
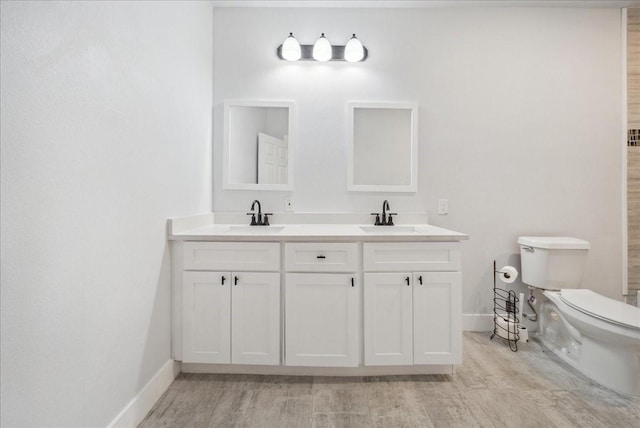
181,363,453,376
462,314,494,331
107,359,180,428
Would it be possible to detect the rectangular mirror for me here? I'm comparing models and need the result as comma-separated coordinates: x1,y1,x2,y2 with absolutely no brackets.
347,102,418,192
223,100,295,190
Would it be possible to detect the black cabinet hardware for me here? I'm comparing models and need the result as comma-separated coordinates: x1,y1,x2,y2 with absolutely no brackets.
418,275,423,285
221,275,226,285
405,276,410,286
351,277,355,287
317,255,326,259
234,276,239,286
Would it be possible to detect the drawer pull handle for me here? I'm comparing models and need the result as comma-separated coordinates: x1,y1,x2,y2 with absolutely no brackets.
317,255,326,259
221,275,226,285
405,277,410,286
234,276,239,286
351,277,355,287
418,276,423,285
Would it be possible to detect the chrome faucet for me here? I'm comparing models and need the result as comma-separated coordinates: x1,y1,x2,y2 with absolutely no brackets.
247,200,272,226
371,200,397,226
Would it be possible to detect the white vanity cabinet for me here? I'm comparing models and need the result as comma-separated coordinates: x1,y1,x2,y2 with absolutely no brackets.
181,242,280,365
170,216,468,374
363,243,462,366
284,243,359,367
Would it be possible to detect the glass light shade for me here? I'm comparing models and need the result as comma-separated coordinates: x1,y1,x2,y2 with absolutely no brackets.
312,33,332,62
281,33,301,61
344,34,364,62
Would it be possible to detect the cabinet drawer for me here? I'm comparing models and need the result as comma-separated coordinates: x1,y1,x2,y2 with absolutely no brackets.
285,243,358,272
363,242,460,272
183,242,280,271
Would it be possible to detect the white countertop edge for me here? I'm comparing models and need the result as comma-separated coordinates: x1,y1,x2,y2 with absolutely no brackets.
168,222,468,242
168,212,468,241
169,234,468,242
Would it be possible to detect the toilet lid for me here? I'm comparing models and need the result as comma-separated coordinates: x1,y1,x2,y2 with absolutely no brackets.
560,289,640,330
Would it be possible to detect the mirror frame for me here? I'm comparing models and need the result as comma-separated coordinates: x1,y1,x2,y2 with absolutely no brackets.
223,99,296,191
347,101,419,192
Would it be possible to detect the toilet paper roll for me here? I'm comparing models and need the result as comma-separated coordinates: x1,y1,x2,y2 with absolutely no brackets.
518,326,529,342
498,265,518,283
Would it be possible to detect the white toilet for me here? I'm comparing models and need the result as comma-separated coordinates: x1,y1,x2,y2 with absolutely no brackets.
518,236,640,396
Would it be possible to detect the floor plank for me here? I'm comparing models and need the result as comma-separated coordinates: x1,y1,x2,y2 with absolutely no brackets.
138,333,640,428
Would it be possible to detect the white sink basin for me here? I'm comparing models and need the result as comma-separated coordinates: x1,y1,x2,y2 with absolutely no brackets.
227,225,285,234
359,225,420,234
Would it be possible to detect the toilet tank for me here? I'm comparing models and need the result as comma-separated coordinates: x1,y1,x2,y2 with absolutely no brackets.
518,236,590,290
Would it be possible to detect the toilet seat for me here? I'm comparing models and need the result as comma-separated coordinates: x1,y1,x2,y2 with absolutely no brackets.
559,289,640,331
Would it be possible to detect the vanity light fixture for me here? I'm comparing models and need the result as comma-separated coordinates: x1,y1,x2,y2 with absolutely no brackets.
344,34,365,62
312,33,332,62
281,32,301,61
276,33,368,62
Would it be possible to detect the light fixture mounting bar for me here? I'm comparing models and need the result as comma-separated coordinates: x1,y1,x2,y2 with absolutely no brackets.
277,44,368,62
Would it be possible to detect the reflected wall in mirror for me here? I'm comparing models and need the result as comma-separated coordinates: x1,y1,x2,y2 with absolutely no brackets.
347,102,418,192
223,100,295,190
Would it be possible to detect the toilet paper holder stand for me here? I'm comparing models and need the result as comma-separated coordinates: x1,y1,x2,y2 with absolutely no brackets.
490,260,521,352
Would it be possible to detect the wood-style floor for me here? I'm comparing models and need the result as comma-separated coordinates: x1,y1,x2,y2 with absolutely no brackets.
139,333,640,427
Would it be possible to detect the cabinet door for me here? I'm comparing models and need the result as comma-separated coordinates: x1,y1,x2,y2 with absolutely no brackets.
231,272,280,365
183,271,231,364
285,273,359,367
413,272,462,365
364,272,413,366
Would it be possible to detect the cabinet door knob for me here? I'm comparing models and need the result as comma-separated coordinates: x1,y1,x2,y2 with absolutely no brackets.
221,275,226,285
405,276,410,286
418,276,423,285
234,276,239,286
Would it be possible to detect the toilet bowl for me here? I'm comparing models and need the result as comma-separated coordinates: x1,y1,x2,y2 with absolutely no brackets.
543,289,640,396
518,236,640,396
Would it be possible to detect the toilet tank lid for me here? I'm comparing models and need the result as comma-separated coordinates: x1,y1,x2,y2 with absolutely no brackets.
518,236,590,250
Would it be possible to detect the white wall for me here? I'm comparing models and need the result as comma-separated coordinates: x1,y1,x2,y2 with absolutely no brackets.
0,1,212,426
212,7,624,319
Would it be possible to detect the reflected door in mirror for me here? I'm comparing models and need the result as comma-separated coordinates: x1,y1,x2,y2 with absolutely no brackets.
258,133,288,184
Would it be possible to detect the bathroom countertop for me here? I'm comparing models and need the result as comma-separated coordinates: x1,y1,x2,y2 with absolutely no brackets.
168,213,468,242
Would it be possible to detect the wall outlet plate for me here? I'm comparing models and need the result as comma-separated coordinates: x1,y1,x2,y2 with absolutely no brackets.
284,198,294,212
438,199,448,215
